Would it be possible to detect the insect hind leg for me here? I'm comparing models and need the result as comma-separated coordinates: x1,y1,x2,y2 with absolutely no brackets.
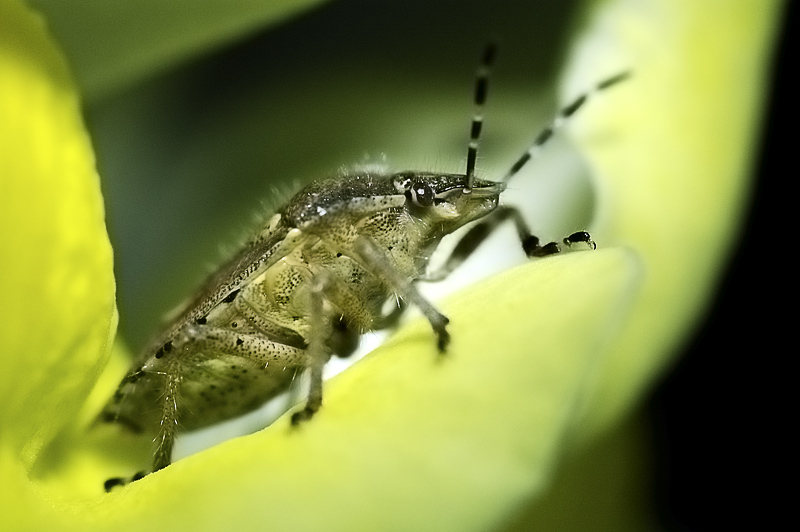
103,363,181,492
151,362,181,473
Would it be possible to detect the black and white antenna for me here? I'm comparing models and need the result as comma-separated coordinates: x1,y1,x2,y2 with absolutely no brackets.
464,43,497,193
501,71,630,183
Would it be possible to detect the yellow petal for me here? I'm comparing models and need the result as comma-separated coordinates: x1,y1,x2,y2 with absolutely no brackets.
0,0,115,471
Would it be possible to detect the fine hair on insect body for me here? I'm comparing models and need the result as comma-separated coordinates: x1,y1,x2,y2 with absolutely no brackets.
99,43,628,491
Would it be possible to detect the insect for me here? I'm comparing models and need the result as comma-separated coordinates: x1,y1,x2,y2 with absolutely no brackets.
99,44,627,491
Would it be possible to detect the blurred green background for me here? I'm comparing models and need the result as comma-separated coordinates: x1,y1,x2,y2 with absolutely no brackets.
34,0,590,348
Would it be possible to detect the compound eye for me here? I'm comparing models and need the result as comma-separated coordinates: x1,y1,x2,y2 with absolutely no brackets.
410,181,435,207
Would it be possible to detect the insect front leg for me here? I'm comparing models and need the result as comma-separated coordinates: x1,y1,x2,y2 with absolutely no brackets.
354,235,450,352
422,205,596,283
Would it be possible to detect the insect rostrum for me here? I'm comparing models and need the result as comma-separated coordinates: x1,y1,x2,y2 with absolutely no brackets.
99,45,625,491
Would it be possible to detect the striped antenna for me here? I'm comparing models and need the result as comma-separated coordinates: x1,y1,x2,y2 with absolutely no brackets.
464,43,497,193
502,71,630,183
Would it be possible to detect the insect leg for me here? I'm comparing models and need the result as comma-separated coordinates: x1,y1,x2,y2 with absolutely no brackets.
354,235,450,351
233,294,308,349
420,207,524,281
491,205,595,257
422,205,595,283
188,325,309,366
152,362,181,473
103,362,181,491
291,270,335,425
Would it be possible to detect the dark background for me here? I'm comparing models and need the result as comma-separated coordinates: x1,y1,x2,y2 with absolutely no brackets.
648,2,791,529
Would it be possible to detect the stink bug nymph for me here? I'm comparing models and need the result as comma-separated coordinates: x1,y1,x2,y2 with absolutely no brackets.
100,44,627,491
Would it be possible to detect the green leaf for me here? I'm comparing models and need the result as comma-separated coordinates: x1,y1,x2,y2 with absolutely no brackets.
29,0,331,100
